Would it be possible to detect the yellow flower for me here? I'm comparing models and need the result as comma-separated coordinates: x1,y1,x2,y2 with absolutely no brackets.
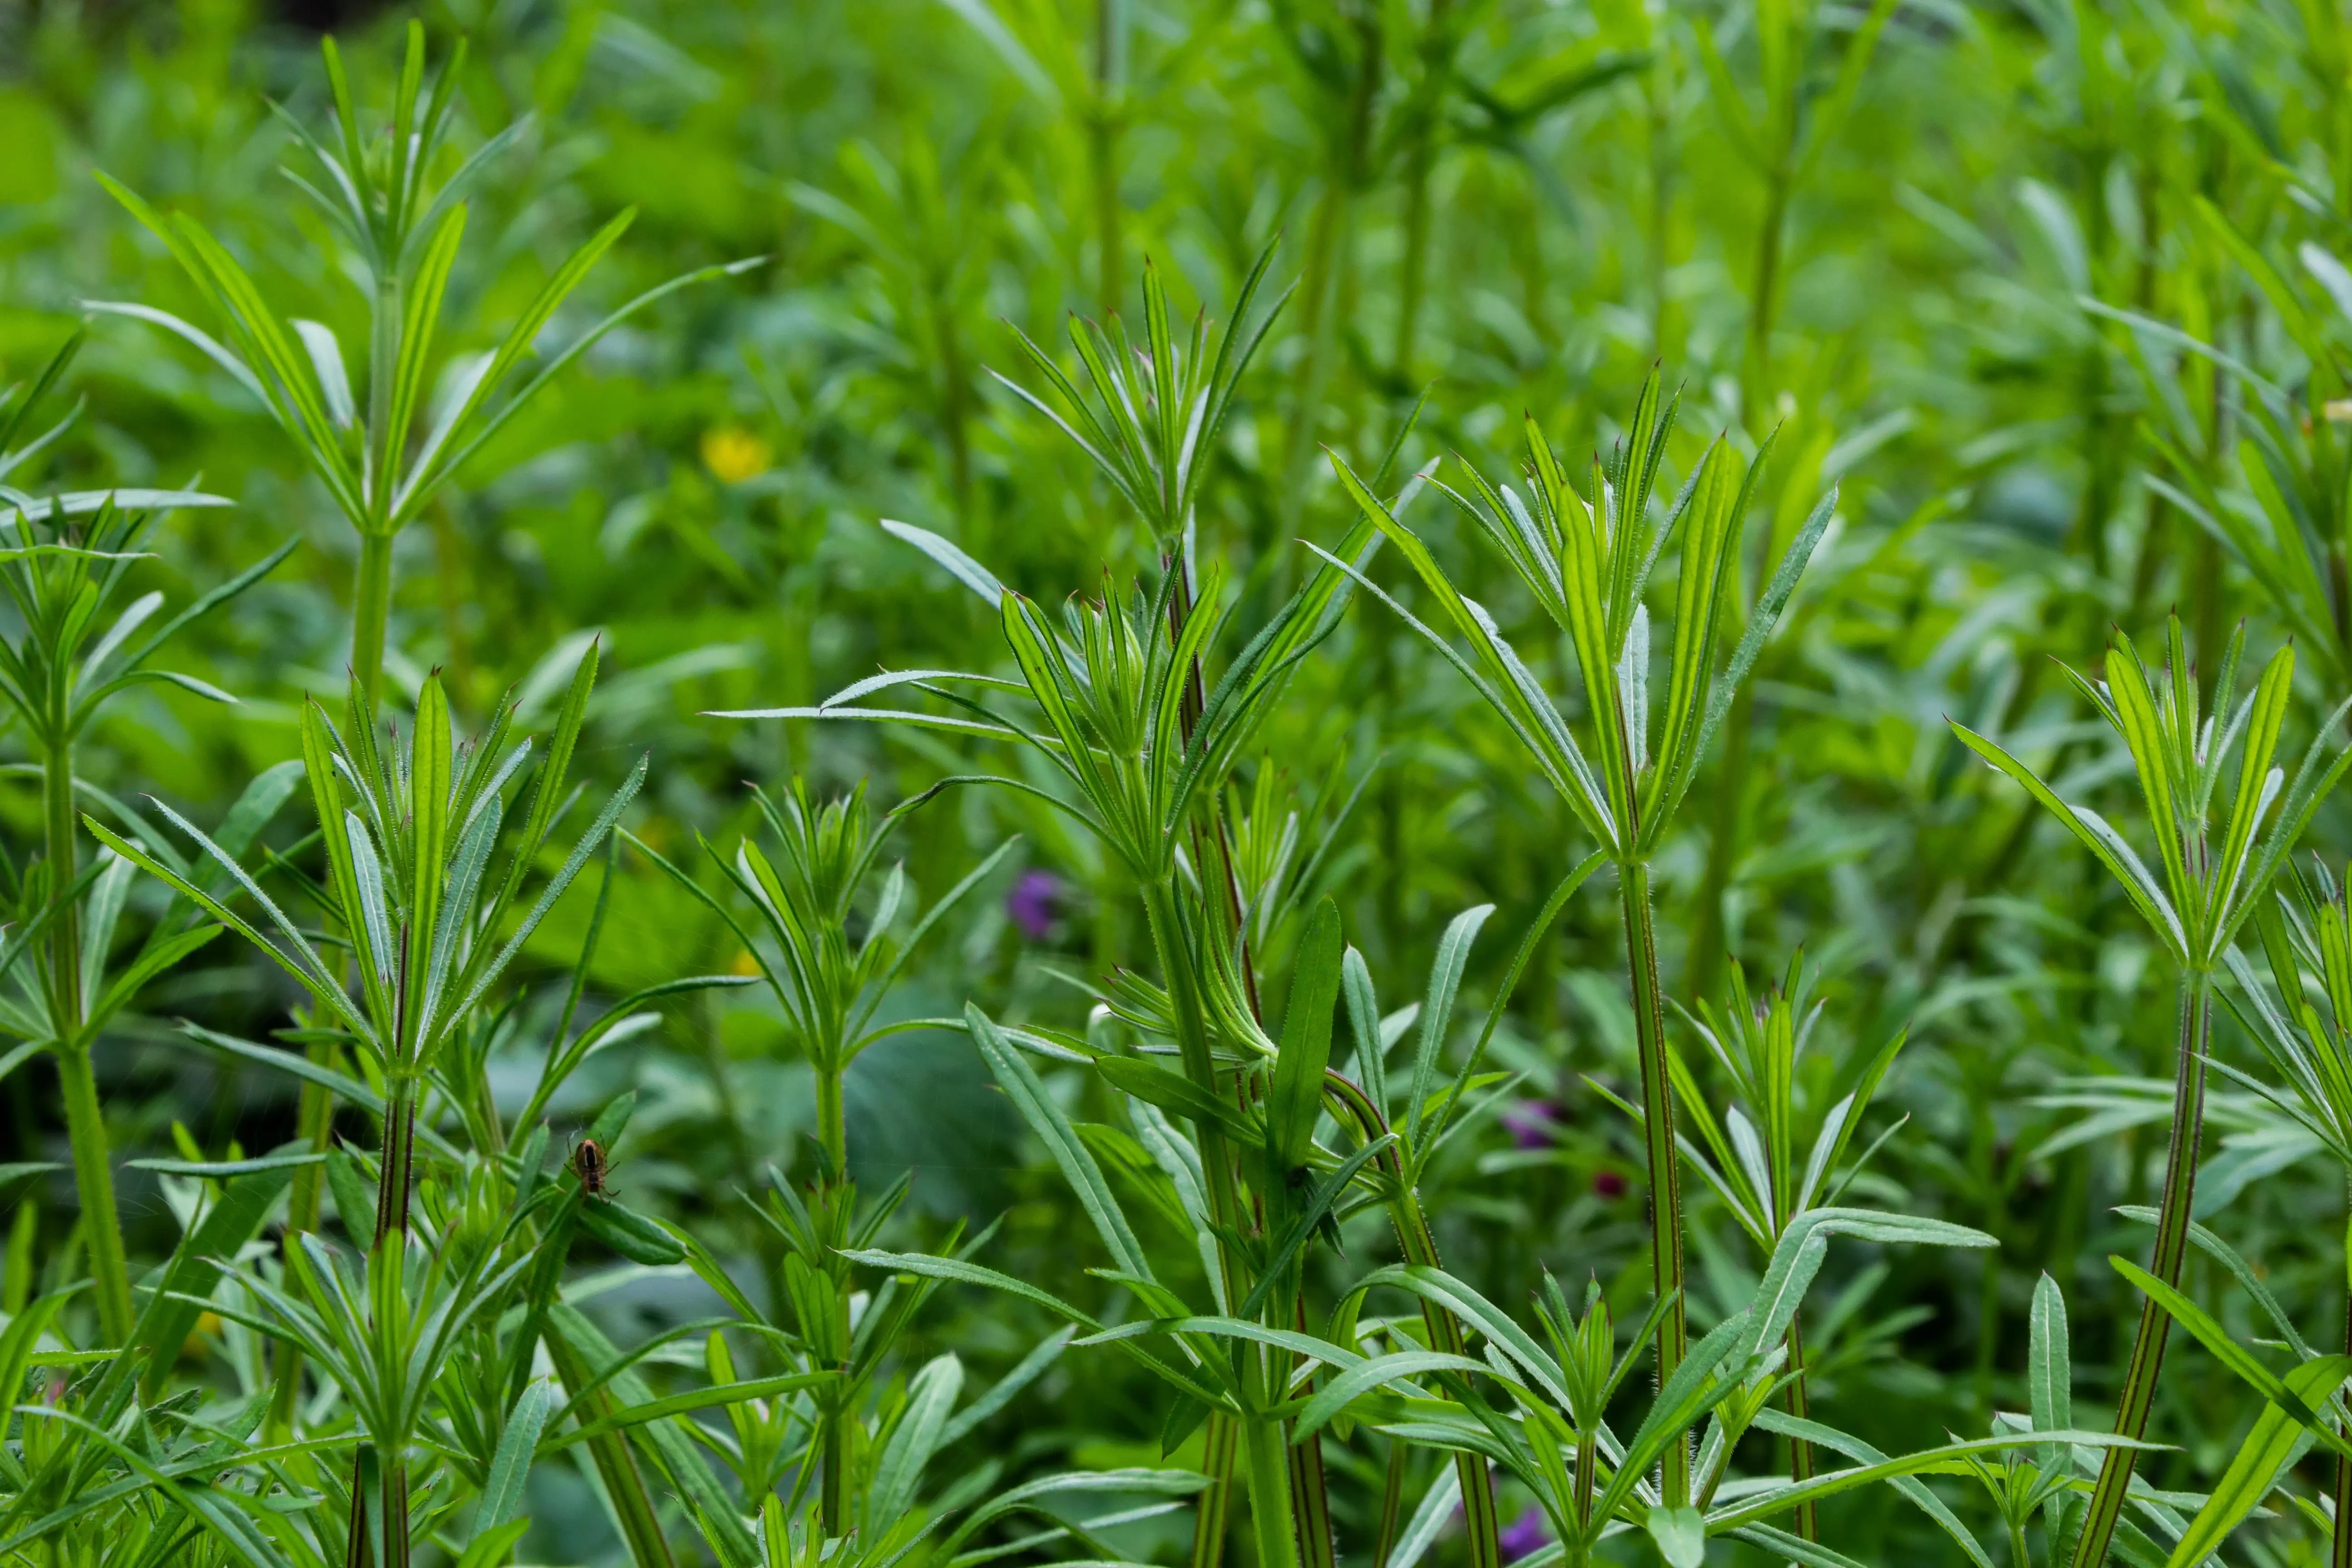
181,1312,223,1360
701,426,772,484
730,949,761,976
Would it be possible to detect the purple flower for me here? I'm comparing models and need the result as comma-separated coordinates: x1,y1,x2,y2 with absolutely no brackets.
1499,1506,1549,1563
1501,1100,1558,1151
1006,869,1062,941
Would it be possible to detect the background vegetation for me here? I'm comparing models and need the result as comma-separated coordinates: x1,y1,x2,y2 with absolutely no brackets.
2,0,2350,1562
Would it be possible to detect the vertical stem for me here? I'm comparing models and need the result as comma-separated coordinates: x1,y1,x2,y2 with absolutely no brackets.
1392,0,1452,377
1192,1413,1239,1568
2070,972,2210,1568
352,530,395,710
1322,1074,1500,1568
2337,1227,2352,1568
45,741,129,1347
1620,861,1689,1506
1372,1439,1407,1568
1647,58,1679,360
428,500,474,707
544,1313,682,1568
371,1082,417,1245
54,1049,129,1346
1741,171,1792,439
1144,880,1283,1568
1240,1401,1302,1568
1279,9,1382,537
1090,0,1125,317
1687,688,1751,1007
1784,1313,1817,1540
815,1053,852,1541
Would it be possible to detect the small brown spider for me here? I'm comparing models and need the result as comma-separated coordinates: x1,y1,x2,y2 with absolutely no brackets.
568,1135,616,1200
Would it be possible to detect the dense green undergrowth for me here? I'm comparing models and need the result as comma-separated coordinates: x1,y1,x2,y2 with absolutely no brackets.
3,0,2352,1563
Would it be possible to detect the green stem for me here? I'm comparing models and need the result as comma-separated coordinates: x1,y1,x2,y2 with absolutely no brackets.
1192,1413,1239,1568
1742,168,1792,438
45,740,130,1348
814,1054,852,1541
1686,686,1752,1007
2069,971,2210,1568
545,1312,681,1568
2334,1188,2352,1568
1620,860,1689,1507
1647,58,1678,359
371,1079,418,1244
1322,1073,1501,1568
1372,1438,1407,1568
1240,1402,1301,1568
1145,879,1279,1568
1391,0,1452,376
54,1047,128,1346
1091,0,1125,316
1785,1313,1816,1540
352,530,395,710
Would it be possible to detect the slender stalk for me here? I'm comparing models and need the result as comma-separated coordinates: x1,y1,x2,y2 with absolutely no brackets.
1278,9,1381,538
1240,1406,1302,1568
813,1051,853,1540
1323,1073,1501,1568
1142,878,1298,1568
1090,0,1125,317
1619,861,1689,1506
1646,56,1678,360
1373,1439,1407,1568
1686,689,1750,1006
427,500,475,707
1391,0,1453,377
2337,1212,2352,1568
42,739,131,1347
1784,1313,1816,1540
545,1316,682,1568
1192,1414,1239,1568
54,1048,128,1346
1741,169,1791,438
2069,972,2210,1568
370,1082,419,1245
44,738,126,1354
352,530,395,710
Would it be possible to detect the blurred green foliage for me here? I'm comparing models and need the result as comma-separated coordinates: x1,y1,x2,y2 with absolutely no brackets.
5,0,2352,1560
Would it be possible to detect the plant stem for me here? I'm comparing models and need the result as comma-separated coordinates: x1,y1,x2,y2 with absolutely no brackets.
1091,0,1125,317
1742,168,1791,438
44,740,130,1348
1322,1073,1502,1568
353,530,395,710
1620,859,1689,1506
2337,1250,2352,1568
545,1311,681,1568
1192,1413,1239,1568
371,1081,418,1244
813,1050,853,1540
1686,686,1751,1006
1240,1401,1302,1568
1784,1313,1816,1540
1391,0,1452,377
1373,1438,1407,1568
2069,971,2210,1568
1145,878,1296,1568
1647,56,1678,360
54,1047,128,1346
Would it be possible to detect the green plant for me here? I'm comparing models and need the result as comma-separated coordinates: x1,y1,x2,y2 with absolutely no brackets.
1950,617,2352,1568
0,332,281,1345
1328,373,1833,1510
90,22,755,705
